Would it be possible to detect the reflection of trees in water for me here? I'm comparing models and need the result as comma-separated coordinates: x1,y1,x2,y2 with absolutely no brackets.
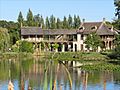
113,72,120,85
0,59,120,90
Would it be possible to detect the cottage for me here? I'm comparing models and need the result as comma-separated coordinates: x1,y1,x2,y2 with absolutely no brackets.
21,19,118,52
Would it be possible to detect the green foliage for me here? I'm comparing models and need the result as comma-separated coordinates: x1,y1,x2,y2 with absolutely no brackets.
56,18,61,29
12,44,19,52
9,29,20,45
47,52,107,61
19,41,34,53
0,20,19,46
45,16,50,29
113,0,120,29
68,14,73,29
0,28,10,52
81,63,120,71
52,43,59,50
114,0,120,19
84,32,102,51
33,14,41,27
40,15,45,28
27,9,34,26
62,16,68,29
50,15,56,29
16,9,81,29
76,15,81,28
41,42,46,50
108,35,120,59
17,11,24,27
112,19,120,29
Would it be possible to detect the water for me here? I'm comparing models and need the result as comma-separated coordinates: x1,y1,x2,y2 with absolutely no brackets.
0,58,120,90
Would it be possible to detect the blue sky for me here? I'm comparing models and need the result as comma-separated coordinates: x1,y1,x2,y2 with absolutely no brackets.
0,0,115,22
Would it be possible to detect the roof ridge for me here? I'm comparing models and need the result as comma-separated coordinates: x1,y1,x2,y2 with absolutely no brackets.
83,22,102,23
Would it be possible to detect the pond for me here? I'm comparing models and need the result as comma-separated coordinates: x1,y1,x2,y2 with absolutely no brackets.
0,58,120,90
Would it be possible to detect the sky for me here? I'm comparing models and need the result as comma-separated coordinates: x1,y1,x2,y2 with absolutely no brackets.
0,0,116,22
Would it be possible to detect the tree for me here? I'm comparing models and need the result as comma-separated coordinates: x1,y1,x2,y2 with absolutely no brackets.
0,20,19,45
112,19,120,29
62,16,68,29
40,15,45,28
113,0,120,29
76,15,81,28
108,34,120,59
73,15,77,29
56,18,61,29
0,28,10,52
34,14,41,27
84,32,101,52
27,9,34,26
50,15,56,29
17,11,24,27
68,14,73,29
114,0,120,19
45,17,50,29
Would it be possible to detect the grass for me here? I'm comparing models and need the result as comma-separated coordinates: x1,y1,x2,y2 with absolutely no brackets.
47,52,108,61
81,62,120,71
0,52,33,60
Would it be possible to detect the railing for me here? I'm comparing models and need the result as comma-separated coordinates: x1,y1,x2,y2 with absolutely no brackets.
101,38,114,41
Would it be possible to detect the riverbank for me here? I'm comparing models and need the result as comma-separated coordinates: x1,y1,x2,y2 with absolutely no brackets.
1,51,120,71
0,52,33,60
47,52,108,61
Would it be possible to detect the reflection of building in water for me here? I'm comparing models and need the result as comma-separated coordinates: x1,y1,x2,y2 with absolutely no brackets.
17,60,117,90
21,18,118,52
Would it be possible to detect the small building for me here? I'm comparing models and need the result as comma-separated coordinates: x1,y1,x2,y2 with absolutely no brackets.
21,19,118,52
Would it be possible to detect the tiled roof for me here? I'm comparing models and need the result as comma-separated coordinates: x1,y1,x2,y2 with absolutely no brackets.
21,27,43,35
43,29,77,35
80,22,117,35
21,22,118,36
82,22,102,31
21,27,77,35
96,24,116,35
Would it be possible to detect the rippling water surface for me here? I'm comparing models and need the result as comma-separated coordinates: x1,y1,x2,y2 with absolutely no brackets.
0,58,120,90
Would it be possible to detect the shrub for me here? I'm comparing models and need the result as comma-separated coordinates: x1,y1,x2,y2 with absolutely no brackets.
19,41,34,53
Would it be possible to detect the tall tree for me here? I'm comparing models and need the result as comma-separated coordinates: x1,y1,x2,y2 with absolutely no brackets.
50,15,56,29
73,15,77,29
34,14,41,27
27,9,34,26
62,16,68,29
56,18,61,29
68,14,73,29
113,0,120,30
114,0,120,19
17,11,24,27
40,15,45,28
76,15,81,28
45,17,50,29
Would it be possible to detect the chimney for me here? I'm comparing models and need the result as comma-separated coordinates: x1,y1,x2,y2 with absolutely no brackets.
82,18,85,23
103,18,106,23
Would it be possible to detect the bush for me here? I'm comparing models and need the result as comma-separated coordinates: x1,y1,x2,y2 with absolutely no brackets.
19,41,34,53
108,45,120,60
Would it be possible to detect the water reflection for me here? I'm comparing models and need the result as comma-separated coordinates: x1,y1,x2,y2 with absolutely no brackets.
0,58,120,90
